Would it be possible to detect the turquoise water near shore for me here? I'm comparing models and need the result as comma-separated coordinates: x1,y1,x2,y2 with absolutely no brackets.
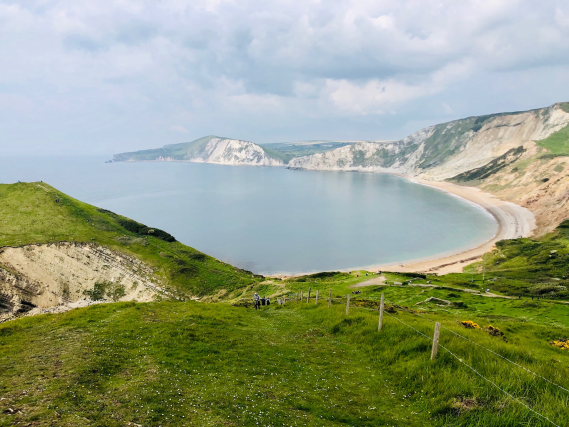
0,156,497,274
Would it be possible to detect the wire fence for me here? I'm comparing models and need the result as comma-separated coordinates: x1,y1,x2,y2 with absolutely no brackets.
272,290,567,427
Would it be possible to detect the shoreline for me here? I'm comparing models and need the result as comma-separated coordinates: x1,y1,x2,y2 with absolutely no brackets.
272,177,536,278
373,179,536,275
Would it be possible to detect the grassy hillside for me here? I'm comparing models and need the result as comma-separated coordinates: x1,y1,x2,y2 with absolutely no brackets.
1,184,569,426
1,299,567,426
537,124,569,156
0,182,258,296
464,220,569,299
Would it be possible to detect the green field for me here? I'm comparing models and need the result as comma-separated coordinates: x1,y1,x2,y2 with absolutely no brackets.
1,298,568,426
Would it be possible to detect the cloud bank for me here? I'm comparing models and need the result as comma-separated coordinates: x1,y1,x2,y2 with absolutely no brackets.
1,0,569,153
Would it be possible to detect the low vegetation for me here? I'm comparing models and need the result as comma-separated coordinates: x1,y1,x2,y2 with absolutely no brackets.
465,220,569,299
537,124,569,156
1,299,567,426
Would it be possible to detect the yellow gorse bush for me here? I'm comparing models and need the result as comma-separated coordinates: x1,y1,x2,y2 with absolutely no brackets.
551,339,569,350
460,320,481,329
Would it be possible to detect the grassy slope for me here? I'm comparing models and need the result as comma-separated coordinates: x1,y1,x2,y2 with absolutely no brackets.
1,300,568,426
464,220,569,298
113,136,221,161
0,182,258,296
537,124,569,156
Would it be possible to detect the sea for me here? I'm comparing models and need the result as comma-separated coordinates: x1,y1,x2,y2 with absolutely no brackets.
0,156,498,275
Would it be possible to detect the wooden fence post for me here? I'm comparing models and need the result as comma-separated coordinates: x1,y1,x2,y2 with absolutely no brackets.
328,289,332,307
307,288,311,303
431,322,441,360
378,293,385,331
345,294,351,315
315,289,319,304
300,290,303,302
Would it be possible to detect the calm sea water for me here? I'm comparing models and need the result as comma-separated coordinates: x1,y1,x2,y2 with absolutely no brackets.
0,156,497,274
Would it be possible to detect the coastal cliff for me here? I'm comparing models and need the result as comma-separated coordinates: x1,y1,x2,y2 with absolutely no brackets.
287,103,568,178
114,103,569,234
287,103,569,234
113,135,283,166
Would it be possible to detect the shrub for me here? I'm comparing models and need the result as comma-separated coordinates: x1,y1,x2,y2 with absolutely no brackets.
460,320,480,329
118,218,176,242
551,339,569,350
84,281,126,302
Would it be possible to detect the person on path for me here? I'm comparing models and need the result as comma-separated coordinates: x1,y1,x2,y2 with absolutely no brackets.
253,292,261,310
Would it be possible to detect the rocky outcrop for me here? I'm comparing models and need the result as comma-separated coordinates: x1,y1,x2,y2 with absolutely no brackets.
190,138,283,166
0,242,170,322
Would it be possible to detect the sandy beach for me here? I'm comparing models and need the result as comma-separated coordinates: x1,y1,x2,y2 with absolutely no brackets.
273,178,536,278
375,179,536,275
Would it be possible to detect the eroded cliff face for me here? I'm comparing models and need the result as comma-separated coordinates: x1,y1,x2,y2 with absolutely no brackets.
191,138,283,166
288,103,569,234
289,104,569,176
0,242,169,322
418,105,569,180
477,151,569,234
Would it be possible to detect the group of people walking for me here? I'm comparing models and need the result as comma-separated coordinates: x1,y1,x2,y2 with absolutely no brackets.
253,292,270,309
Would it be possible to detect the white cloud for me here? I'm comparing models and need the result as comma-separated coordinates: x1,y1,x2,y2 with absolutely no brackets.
324,60,475,114
325,79,434,115
0,0,568,153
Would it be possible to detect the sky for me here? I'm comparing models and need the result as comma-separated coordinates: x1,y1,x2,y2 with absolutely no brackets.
1,0,569,155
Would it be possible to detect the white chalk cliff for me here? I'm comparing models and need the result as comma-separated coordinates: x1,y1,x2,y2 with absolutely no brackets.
114,136,283,167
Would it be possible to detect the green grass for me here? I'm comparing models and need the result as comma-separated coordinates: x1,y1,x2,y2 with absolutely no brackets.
0,182,258,296
1,300,567,426
2,182,569,425
537,124,569,156
462,220,569,299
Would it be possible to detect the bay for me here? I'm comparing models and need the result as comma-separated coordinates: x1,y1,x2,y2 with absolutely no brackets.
0,156,497,275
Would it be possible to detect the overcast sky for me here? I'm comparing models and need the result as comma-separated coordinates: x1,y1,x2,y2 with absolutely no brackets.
2,0,569,155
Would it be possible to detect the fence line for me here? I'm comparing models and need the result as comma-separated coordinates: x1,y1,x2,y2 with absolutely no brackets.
380,309,560,427
277,292,563,427
410,310,569,395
